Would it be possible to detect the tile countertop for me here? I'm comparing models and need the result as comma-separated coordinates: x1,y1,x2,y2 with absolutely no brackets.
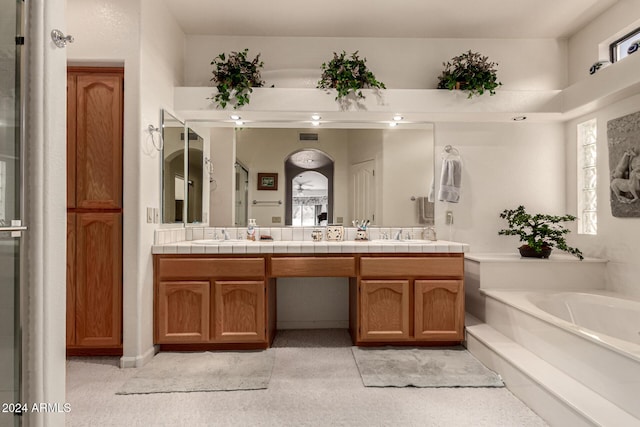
152,240,470,255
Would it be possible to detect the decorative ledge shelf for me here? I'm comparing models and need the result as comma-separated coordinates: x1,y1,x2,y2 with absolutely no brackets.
174,54,640,124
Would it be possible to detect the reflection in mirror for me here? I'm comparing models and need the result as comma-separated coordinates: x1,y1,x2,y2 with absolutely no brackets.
161,110,185,223
234,126,434,227
285,149,333,226
186,127,204,223
291,170,329,226
234,162,249,226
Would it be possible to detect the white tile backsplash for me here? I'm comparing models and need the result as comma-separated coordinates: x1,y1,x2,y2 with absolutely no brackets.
192,228,204,240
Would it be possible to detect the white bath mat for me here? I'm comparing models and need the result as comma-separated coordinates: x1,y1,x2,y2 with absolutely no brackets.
352,346,504,388
117,350,275,394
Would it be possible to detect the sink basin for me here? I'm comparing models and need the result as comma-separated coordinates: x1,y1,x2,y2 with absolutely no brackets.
191,239,246,244
190,239,224,244
368,239,436,244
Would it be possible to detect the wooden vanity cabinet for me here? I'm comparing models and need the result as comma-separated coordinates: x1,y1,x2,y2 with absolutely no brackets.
154,256,269,348
358,255,464,344
154,252,464,349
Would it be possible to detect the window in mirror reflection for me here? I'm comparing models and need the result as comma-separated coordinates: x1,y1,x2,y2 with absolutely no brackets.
291,171,328,226
285,149,334,226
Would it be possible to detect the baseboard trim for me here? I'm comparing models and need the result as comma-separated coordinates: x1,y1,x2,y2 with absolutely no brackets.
277,320,349,329
119,345,157,368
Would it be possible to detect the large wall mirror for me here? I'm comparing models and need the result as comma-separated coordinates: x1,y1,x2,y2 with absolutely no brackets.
230,125,435,227
161,109,208,225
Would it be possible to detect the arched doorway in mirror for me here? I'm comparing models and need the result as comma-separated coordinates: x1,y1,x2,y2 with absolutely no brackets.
284,149,334,226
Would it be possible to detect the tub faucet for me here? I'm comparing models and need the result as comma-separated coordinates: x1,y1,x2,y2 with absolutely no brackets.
221,229,231,240
393,229,403,240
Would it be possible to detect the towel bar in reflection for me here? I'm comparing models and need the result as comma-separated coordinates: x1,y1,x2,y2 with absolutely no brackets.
252,200,282,205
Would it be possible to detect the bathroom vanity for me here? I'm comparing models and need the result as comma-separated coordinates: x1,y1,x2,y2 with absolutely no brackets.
153,236,466,350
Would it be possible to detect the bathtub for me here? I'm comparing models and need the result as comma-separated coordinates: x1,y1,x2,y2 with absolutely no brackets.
530,291,640,351
480,289,640,420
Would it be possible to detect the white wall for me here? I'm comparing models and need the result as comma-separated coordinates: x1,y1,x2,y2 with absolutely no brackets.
137,0,185,365
567,1,640,298
568,0,640,85
185,36,567,90
434,122,567,251
67,0,185,366
565,93,640,298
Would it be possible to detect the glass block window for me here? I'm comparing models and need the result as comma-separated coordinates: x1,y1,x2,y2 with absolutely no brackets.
610,27,640,63
577,119,597,235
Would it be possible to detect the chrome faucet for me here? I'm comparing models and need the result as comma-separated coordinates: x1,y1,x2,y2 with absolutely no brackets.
393,229,403,240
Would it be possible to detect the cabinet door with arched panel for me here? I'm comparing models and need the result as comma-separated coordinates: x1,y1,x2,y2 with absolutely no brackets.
414,280,464,341
359,279,410,341
214,280,266,343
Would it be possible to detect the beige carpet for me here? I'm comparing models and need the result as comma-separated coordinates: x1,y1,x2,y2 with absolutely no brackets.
117,350,275,394
352,346,504,388
67,330,547,426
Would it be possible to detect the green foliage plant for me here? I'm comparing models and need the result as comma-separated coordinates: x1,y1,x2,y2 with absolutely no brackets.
437,50,502,98
210,49,264,109
498,205,584,260
317,51,386,101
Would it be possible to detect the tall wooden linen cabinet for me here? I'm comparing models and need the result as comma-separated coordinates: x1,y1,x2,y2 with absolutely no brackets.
67,67,124,355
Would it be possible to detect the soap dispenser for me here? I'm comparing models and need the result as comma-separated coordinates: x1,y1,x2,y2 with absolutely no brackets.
247,219,257,241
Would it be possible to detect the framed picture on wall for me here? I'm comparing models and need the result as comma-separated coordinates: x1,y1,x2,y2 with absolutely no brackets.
258,173,278,190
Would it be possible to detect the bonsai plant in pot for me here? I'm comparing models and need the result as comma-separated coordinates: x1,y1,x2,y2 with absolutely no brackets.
317,51,386,103
210,48,265,109
437,50,502,98
498,205,584,260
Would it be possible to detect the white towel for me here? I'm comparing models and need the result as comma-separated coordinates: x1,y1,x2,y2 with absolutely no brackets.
438,158,462,203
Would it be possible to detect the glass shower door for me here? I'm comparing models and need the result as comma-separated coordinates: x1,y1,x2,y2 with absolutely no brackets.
0,0,24,426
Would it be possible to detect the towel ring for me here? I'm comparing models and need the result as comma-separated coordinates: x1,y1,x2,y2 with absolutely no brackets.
443,145,460,155
148,124,163,151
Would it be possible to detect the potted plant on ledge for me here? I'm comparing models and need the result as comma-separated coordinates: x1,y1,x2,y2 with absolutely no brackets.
210,48,265,109
498,205,584,260
437,50,502,98
317,51,386,105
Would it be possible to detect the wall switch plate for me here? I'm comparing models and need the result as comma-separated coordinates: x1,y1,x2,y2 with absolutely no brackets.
446,210,454,225
153,208,159,223
272,216,281,223
146,207,153,223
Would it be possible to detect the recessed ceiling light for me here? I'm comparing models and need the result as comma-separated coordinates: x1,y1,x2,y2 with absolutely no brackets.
311,121,320,126
512,116,527,121
311,114,321,121
235,120,244,126
230,114,241,120
393,114,403,121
